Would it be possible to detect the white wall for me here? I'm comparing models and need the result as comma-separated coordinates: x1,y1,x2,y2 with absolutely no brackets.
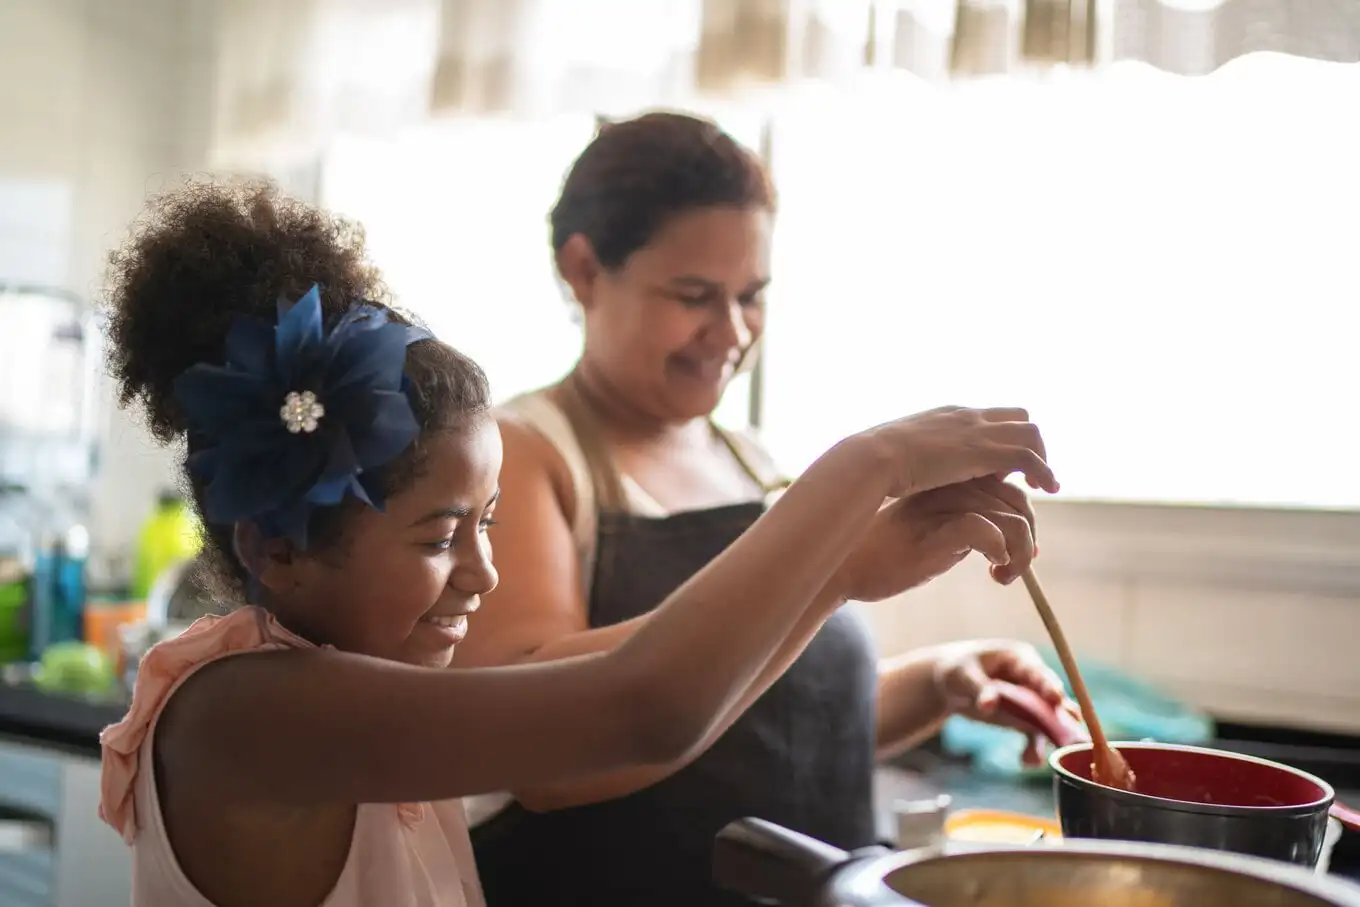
865,500,1360,735
0,0,215,572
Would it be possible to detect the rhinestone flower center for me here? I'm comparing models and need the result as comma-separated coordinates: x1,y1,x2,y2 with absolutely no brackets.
280,390,325,434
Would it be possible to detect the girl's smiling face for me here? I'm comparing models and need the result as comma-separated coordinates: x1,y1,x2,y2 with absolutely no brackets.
264,416,503,668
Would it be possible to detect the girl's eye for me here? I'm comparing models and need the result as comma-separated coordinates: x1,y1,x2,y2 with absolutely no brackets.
423,517,495,550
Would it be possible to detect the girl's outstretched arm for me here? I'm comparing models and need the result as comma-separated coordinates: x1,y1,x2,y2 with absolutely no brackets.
158,407,1054,807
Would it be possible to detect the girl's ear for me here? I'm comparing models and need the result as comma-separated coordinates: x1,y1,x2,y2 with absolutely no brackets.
233,522,302,595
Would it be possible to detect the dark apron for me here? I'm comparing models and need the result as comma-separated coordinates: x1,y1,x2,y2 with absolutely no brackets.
471,502,880,907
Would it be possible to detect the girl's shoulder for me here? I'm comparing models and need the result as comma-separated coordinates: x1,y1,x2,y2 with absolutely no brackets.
99,606,311,842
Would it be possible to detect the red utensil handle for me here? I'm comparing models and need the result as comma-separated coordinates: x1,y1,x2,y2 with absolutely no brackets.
993,681,1090,749
1331,801,1360,833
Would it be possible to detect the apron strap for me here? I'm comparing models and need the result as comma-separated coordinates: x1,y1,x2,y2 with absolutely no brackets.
712,425,792,496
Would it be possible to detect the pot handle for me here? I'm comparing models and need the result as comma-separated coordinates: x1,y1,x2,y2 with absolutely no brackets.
1331,801,1360,833
714,817,854,907
993,680,1090,748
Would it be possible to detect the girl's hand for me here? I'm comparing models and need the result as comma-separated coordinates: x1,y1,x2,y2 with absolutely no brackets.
931,639,1076,766
834,476,1037,603
854,406,1058,499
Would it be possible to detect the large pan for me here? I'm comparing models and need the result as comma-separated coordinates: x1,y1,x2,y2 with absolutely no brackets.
712,815,1360,906
993,681,1360,867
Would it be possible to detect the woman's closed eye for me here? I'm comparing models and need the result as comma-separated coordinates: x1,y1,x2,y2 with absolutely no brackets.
674,291,714,307
672,290,763,310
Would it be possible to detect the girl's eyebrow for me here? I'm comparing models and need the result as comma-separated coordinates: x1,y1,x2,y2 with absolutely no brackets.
408,488,500,527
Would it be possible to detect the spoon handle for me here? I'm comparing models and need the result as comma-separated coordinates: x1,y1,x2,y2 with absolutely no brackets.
1019,567,1113,753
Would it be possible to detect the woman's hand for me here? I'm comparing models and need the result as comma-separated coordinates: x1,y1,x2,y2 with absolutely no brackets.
834,476,1037,603
931,639,1076,766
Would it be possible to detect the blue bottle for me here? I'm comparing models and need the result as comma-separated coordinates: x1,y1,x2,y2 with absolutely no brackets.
27,530,57,660
52,523,88,645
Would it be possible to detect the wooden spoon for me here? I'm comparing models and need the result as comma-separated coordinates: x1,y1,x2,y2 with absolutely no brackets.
1020,566,1137,791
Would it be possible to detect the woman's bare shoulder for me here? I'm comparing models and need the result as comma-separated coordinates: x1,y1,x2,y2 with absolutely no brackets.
495,394,581,522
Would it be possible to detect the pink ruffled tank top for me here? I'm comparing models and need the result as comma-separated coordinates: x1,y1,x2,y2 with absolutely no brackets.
99,606,484,907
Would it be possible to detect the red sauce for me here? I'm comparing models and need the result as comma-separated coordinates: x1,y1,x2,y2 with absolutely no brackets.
1059,745,1328,809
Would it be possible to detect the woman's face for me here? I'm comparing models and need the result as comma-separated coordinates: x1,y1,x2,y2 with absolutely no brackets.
575,205,772,423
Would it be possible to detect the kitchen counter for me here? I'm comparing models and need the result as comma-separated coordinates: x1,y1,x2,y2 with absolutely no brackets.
874,744,1054,842
0,679,125,757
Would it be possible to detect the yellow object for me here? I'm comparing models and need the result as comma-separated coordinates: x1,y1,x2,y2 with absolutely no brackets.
132,493,201,599
945,809,1063,845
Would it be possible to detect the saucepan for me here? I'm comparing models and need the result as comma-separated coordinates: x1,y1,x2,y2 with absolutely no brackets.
993,681,1360,867
712,815,1360,906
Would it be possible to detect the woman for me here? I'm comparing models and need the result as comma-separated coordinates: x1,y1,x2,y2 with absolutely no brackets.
455,112,1069,906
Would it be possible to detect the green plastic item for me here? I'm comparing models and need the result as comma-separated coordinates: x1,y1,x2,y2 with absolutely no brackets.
32,640,116,696
0,578,26,663
131,492,201,600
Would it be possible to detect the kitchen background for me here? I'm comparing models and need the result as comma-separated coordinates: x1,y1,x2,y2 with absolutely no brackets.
0,0,1357,904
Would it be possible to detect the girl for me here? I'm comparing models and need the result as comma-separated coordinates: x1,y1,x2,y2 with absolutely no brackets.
98,179,1056,907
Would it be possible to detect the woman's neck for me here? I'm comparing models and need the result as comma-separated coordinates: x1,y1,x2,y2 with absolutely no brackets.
562,364,709,447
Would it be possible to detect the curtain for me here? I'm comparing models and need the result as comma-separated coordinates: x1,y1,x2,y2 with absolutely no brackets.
206,0,1360,157
923,0,1360,79
430,0,703,116
208,0,439,164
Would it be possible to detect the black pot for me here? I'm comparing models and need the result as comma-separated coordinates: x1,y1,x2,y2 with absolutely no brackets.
987,680,1360,867
712,816,1360,906
1051,741,1360,867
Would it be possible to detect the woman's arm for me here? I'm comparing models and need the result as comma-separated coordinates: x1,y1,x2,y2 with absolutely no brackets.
873,640,1072,762
446,416,653,668
159,435,891,807
874,650,951,761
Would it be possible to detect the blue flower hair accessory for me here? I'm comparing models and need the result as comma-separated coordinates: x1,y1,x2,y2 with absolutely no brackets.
173,284,432,547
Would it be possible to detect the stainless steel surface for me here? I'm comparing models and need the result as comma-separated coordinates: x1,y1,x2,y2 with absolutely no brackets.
147,554,219,625
714,818,1360,907
886,843,1357,906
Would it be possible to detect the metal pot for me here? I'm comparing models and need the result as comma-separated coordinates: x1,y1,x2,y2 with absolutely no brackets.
1051,741,1360,867
712,816,1360,906
989,682,1360,867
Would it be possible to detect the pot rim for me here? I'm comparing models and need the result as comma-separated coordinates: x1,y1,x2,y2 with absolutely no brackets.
868,839,1360,906
1049,741,1336,818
